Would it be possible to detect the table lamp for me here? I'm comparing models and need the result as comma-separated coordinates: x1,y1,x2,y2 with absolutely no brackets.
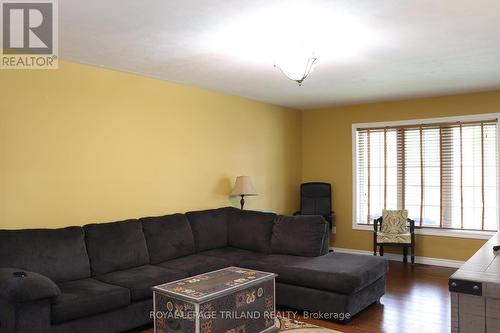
230,176,257,209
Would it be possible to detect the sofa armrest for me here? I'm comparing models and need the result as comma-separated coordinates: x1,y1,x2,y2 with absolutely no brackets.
0,268,60,303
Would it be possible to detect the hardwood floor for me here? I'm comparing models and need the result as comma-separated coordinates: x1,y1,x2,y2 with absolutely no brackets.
139,261,455,333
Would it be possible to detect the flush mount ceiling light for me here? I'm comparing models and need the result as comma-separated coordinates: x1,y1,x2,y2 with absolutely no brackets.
272,39,318,86
274,52,318,86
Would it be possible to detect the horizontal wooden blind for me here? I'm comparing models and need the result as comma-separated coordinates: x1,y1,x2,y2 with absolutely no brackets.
356,120,498,231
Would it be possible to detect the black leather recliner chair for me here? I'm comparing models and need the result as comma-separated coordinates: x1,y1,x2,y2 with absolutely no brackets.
295,182,335,229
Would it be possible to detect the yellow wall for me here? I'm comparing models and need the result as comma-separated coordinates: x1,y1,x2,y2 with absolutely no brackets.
302,90,500,261
0,61,301,229
2,59,499,261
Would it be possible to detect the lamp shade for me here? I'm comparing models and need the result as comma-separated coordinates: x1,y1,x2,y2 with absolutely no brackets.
230,176,257,196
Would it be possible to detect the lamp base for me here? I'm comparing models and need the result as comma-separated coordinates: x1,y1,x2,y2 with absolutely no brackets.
240,195,245,210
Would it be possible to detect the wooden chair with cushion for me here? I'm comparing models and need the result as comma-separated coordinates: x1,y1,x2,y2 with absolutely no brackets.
373,209,415,264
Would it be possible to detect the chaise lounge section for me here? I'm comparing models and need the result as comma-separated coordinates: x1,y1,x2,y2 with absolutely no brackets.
0,207,388,333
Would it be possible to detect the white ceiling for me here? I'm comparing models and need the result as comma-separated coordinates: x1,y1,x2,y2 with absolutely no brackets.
60,0,500,110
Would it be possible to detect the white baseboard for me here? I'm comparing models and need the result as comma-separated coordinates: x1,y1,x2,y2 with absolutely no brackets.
331,247,464,268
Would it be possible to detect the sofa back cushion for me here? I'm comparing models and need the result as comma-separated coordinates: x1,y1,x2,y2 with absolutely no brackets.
84,219,149,275
0,227,90,282
271,215,329,257
228,209,276,253
186,207,237,252
140,214,195,264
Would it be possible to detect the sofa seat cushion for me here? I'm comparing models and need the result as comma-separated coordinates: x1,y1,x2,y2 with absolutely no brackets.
198,247,269,266
239,252,388,295
95,265,187,301
157,254,231,275
51,278,130,324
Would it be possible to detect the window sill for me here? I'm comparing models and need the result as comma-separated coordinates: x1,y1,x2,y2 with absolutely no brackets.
353,224,496,240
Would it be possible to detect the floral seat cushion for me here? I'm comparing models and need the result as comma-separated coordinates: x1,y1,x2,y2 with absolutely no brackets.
376,232,411,244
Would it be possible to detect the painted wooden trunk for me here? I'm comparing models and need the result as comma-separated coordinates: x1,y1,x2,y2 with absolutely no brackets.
153,267,277,333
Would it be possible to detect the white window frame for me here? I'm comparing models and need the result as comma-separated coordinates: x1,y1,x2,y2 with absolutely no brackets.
352,113,500,240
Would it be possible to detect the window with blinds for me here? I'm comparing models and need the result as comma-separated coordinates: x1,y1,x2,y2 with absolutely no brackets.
355,119,499,231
